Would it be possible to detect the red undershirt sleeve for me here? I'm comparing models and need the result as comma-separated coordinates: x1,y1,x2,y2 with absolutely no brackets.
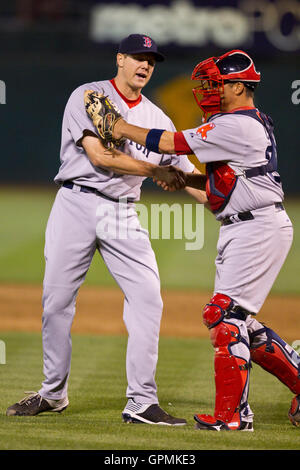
174,131,193,155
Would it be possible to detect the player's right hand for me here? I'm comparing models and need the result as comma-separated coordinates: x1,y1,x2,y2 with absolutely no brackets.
153,165,186,191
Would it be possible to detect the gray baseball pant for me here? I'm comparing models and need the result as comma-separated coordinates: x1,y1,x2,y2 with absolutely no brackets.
38,185,163,404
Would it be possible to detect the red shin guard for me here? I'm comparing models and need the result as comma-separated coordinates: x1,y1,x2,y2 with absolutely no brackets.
199,293,251,430
211,321,249,429
250,328,300,395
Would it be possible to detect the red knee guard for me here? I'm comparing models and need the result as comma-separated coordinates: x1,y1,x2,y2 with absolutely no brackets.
202,293,234,329
250,327,300,395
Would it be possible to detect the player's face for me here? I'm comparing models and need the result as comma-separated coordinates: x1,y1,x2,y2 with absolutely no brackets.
220,83,236,111
118,53,156,91
220,82,247,111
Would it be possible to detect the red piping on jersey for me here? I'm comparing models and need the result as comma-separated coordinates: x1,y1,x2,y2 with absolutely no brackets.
110,79,142,108
228,106,256,113
174,132,193,155
203,107,256,121
228,106,263,122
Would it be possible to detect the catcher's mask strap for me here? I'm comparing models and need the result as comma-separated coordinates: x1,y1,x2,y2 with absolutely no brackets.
145,129,165,154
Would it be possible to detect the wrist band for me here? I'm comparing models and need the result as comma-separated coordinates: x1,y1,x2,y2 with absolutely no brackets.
145,129,165,154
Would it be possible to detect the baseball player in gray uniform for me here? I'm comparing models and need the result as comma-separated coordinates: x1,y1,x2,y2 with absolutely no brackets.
98,49,300,430
6,34,207,425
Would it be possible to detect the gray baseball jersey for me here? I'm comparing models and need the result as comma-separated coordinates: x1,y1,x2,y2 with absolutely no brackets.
182,112,284,220
55,79,194,199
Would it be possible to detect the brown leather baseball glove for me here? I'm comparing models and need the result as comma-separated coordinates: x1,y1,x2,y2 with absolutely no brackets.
84,89,126,149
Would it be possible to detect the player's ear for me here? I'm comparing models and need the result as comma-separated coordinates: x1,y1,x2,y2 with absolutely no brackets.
233,82,245,96
117,53,126,68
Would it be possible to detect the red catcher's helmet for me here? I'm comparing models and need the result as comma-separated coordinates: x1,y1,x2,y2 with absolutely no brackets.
191,49,261,122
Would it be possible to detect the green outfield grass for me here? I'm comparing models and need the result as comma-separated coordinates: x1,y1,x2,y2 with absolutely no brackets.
0,331,298,450
0,186,299,294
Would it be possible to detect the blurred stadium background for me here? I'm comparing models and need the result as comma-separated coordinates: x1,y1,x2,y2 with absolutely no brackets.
0,0,299,187
0,0,299,325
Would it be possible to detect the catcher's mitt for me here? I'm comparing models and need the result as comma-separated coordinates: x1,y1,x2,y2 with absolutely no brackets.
84,90,126,149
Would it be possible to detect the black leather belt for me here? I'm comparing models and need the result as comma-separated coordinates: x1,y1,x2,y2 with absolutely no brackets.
221,211,254,226
62,181,135,203
221,202,284,226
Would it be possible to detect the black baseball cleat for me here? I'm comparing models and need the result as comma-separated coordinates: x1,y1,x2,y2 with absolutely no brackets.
6,392,69,416
288,395,300,427
122,399,187,426
194,413,253,431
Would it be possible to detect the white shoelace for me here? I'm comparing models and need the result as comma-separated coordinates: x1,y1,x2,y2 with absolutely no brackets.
18,391,42,407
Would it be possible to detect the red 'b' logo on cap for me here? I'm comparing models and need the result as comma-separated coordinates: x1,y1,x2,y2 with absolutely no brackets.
143,36,152,48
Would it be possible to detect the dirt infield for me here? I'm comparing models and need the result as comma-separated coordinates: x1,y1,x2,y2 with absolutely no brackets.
0,284,300,342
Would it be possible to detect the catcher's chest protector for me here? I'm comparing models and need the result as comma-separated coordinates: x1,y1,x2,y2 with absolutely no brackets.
206,109,279,213
206,162,237,213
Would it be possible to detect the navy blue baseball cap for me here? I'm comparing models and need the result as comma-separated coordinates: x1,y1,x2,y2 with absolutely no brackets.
118,34,165,62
